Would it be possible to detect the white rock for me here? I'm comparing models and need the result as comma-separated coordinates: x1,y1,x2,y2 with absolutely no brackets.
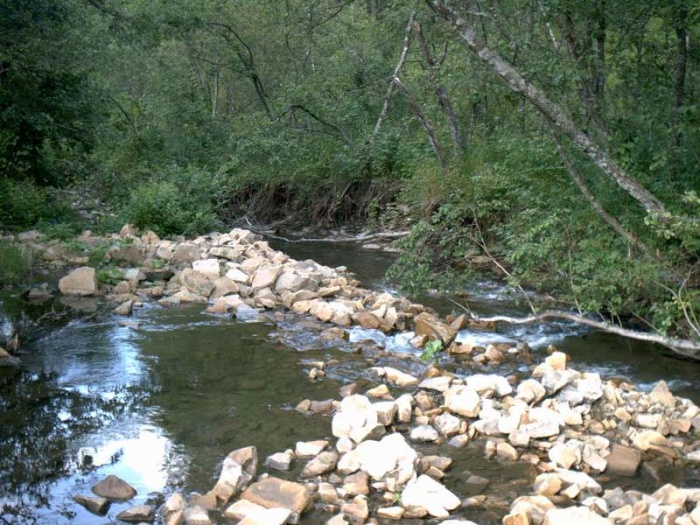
411,425,440,442
376,366,420,387
332,395,378,443
401,475,461,518
444,386,481,418
396,393,413,423
419,376,452,392
434,413,462,437
553,468,602,494
295,440,328,458
465,374,513,397
373,401,398,426
543,506,612,525
193,258,221,279
516,379,547,404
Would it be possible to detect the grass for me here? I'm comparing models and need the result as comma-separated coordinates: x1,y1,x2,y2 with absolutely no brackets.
0,241,33,285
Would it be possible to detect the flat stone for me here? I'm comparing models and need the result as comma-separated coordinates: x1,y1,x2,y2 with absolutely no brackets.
73,495,109,515
238,507,291,525
419,376,452,392
295,440,328,458
223,499,266,520
543,506,611,525
378,366,420,387
116,504,155,522
240,477,311,516
92,474,137,501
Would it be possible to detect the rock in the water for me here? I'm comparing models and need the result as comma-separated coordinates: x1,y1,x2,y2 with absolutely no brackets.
73,494,109,515
183,505,212,525
301,451,339,477
411,424,440,442
444,386,481,418
240,477,311,516
543,506,611,525
295,440,328,457
91,474,137,501
264,451,294,471
116,504,155,523
207,446,258,506
59,266,99,296
401,474,461,518
238,507,292,525
413,312,457,345
605,445,640,477
114,300,133,316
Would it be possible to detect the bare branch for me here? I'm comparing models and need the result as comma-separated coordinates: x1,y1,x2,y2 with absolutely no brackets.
372,11,417,138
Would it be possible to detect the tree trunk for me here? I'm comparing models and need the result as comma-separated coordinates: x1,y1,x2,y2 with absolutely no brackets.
392,76,447,172
413,19,466,153
426,0,667,215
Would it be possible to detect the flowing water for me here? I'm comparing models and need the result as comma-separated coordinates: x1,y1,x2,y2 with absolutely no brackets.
0,242,698,524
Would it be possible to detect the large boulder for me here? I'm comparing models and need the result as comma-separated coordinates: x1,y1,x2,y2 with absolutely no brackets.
59,267,99,296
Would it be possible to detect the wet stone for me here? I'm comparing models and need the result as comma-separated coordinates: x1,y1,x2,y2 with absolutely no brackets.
92,474,137,501
73,494,109,515
116,504,155,522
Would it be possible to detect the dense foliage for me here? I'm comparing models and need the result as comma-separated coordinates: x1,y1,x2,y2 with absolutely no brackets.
1,0,698,343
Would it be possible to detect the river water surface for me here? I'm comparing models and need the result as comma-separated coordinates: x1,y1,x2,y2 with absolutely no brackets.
0,242,698,524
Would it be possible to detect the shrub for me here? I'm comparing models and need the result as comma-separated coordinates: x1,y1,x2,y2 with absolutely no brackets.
0,241,32,285
0,178,78,231
123,177,219,236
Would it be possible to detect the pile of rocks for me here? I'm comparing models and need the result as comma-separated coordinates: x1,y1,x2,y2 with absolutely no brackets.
15,226,463,340
90,352,699,524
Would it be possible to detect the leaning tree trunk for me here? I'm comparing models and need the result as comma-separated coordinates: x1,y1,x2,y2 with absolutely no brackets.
426,0,667,216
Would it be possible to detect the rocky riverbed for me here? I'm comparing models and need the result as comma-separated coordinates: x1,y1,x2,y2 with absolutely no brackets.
1,226,699,524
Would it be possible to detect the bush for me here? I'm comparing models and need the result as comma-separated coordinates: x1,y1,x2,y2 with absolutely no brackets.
0,241,32,285
123,176,219,236
0,178,77,231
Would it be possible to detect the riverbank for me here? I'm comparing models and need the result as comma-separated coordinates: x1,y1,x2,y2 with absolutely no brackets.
1,226,699,524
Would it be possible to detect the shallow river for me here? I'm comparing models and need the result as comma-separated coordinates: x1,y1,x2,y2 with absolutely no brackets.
0,241,697,524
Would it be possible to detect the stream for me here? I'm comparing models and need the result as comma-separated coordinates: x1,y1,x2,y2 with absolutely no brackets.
0,241,698,524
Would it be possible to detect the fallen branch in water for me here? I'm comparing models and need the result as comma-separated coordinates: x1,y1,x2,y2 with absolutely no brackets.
254,229,410,244
465,309,700,360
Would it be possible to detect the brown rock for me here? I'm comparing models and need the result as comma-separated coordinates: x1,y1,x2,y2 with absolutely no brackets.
91,475,136,501
116,504,155,522
606,445,641,477
240,477,312,516
59,267,99,296
73,495,109,515
413,312,457,345
301,451,339,477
